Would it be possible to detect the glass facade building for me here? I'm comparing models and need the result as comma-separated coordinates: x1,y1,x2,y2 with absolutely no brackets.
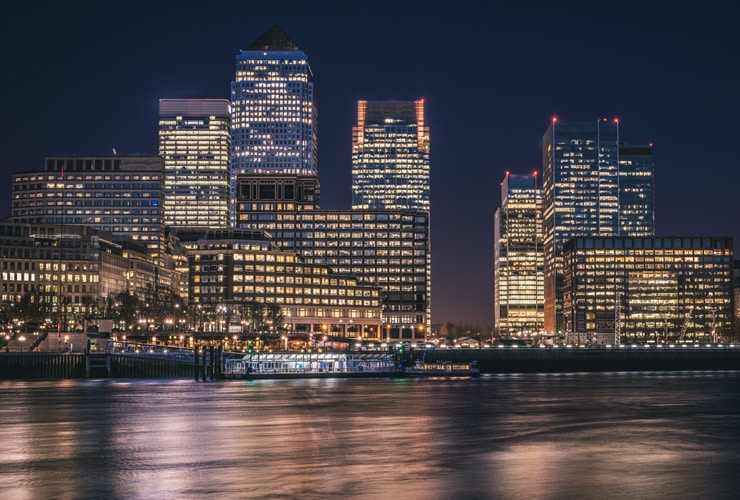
562,236,734,343
543,119,655,333
494,172,544,336
351,100,430,212
10,156,166,259
619,144,655,236
159,99,231,229
235,174,431,341
230,26,318,225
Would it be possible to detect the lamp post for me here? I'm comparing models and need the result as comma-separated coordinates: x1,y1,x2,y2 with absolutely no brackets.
18,335,25,352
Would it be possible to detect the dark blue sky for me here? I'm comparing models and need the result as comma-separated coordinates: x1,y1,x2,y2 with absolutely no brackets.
1,2,738,326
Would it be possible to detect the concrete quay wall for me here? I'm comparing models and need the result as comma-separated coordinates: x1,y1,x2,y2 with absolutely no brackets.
419,346,740,373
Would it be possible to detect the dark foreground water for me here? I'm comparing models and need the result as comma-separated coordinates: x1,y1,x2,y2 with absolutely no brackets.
2,372,740,500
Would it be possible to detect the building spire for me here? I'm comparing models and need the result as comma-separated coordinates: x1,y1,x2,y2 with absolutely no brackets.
243,25,302,51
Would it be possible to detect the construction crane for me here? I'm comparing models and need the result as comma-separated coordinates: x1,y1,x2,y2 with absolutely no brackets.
678,307,694,343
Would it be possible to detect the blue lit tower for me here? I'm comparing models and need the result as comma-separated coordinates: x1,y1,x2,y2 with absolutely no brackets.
618,143,655,236
351,100,430,212
230,26,318,225
542,118,620,333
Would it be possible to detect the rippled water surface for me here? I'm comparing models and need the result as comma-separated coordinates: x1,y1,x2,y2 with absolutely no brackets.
2,372,740,499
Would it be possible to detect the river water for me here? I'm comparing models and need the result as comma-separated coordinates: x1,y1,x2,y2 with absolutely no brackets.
1,372,740,499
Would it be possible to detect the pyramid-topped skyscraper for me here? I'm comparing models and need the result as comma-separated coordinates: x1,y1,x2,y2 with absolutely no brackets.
230,26,318,225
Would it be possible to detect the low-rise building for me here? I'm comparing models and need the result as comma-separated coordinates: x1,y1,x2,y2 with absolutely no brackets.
186,229,383,340
562,236,734,343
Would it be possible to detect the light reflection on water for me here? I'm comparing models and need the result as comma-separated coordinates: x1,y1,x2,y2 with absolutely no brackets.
1,372,740,499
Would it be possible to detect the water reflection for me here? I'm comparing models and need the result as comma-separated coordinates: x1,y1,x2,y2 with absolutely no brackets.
1,373,739,499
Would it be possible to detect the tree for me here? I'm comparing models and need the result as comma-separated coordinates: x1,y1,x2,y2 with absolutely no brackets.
17,288,55,333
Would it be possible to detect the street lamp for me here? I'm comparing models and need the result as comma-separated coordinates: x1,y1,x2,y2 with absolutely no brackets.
18,335,25,352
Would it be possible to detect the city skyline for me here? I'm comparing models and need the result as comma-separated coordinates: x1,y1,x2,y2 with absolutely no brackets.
1,2,738,326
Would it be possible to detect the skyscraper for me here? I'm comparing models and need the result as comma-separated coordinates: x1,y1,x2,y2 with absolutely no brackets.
619,144,655,236
159,99,231,229
542,118,621,333
351,100,430,212
494,172,544,336
230,26,318,225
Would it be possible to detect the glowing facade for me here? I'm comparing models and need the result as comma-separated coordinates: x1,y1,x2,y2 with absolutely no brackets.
562,236,734,343
10,156,166,258
543,119,621,333
230,26,318,225
187,229,383,339
494,173,544,336
235,174,431,341
158,99,230,229
0,222,127,313
351,100,430,212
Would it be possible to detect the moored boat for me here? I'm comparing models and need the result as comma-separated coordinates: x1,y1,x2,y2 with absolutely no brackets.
405,359,479,377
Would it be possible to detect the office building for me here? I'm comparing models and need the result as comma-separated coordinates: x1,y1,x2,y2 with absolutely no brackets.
352,100,430,212
0,221,128,332
230,25,318,224
159,99,231,229
10,155,166,259
186,229,383,339
562,236,734,343
235,174,431,341
619,144,655,236
494,172,544,336
543,118,655,333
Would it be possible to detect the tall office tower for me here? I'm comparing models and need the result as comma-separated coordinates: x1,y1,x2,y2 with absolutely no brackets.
230,26,318,225
159,99,231,229
619,144,655,236
11,155,166,258
351,100,430,212
542,118,620,333
494,172,544,337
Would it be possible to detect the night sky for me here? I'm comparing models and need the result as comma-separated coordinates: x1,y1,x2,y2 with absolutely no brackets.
1,2,738,327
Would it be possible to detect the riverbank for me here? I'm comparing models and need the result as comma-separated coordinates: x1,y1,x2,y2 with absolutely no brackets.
2,345,740,380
